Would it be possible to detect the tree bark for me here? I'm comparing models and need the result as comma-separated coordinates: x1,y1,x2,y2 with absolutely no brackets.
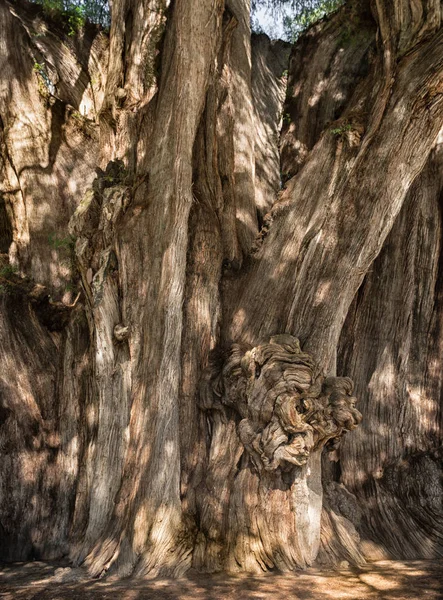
197,0,443,571
336,137,443,560
0,0,443,578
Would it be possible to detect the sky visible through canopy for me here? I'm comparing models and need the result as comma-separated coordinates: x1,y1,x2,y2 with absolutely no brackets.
29,0,340,42
252,1,344,41
253,5,286,38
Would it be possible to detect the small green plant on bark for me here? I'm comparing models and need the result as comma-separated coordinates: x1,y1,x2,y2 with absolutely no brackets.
33,61,45,73
33,60,56,99
0,264,18,295
48,233,76,251
283,112,292,124
330,123,352,136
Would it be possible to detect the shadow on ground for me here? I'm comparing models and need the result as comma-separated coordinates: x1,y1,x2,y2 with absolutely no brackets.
0,559,442,599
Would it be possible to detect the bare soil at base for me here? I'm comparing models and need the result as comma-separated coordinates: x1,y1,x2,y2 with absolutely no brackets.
0,559,441,599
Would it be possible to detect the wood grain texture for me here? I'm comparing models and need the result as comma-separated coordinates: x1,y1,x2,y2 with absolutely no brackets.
336,138,443,560
1,0,443,578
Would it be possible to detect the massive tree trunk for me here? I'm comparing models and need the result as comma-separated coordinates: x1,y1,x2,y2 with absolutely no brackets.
0,0,442,578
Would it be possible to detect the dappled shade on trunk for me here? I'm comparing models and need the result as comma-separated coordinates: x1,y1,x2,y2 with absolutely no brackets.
0,0,442,577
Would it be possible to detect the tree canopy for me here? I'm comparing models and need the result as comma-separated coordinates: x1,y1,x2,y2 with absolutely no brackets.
31,0,343,40
33,0,110,32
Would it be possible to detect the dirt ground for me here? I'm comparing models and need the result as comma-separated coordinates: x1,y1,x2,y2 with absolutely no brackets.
0,559,442,600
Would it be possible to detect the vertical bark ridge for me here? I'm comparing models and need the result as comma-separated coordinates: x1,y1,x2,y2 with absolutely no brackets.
191,27,294,574
252,34,290,217
179,11,235,524
225,0,258,258
0,0,102,562
213,1,443,571
99,0,168,169
83,0,225,578
337,138,443,560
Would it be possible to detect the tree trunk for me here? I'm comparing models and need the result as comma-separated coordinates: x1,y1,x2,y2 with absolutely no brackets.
335,137,443,560
0,0,442,577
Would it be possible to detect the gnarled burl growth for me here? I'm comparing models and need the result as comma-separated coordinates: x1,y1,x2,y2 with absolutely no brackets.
205,334,362,474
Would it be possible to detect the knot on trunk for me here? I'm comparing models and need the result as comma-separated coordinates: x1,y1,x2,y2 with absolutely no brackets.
113,323,129,342
202,334,362,473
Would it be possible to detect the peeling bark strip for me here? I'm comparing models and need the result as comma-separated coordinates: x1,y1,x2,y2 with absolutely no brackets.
0,0,443,578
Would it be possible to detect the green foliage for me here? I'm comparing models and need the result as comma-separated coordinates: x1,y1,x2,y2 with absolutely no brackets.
32,0,344,40
330,123,352,136
33,0,110,32
252,0,344,41
78,0,109,27
32,0,345,40
48,233,76,251
0,264,18,278
282,0,343,41
37,0,85,35
67,5,86,35
0,264,18,296
33,61,45,73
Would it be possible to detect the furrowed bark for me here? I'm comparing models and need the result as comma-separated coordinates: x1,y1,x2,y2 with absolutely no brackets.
1,0,443,578
225,0,258,259
189,24,293,573
80,0,225,579
336,136,443,560
228,19,443,370
0,0,102,560
197,0,443,573
252,34,290,217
